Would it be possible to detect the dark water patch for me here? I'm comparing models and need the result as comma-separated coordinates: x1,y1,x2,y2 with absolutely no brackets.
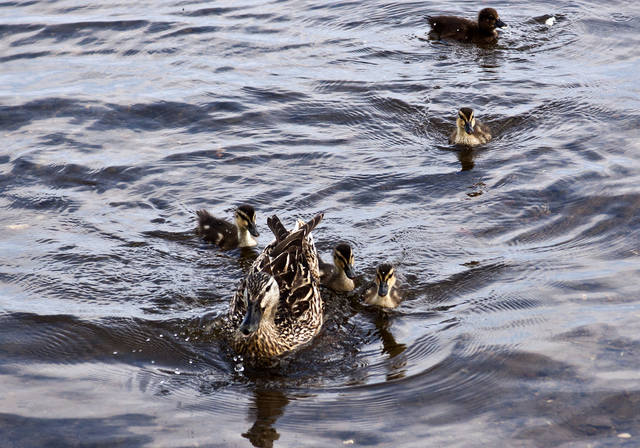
11,20,150,46
0,50,50,62
2,158,164,193
0,1,38,7
161,25,220,38
0,413,154,447
0,98,98,131
181,6,242,17
145,21,175,34
6,191,79,213
242,86,309,104
40,132,102,151
92,101,214,132
425,262,509,305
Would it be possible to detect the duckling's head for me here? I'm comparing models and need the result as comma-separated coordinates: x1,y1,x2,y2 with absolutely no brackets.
238,271,280,336
478,8,506,31
235,204,259,237
375,263,396,297
456,107,477,135
333,243,356,279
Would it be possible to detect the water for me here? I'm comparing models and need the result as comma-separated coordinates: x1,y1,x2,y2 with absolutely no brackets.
1,0,640,446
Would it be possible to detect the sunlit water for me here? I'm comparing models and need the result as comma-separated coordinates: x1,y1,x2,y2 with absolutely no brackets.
1,0,640,446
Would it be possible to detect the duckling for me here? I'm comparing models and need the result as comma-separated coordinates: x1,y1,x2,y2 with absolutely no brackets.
319,243,356,292
196,204,259,250
363,264,401,309
449,107,492,146
229,213,325,362
428,8,506,44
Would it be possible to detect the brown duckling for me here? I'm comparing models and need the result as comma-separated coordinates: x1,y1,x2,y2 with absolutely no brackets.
196,204,259,249
428,8,506,44
319,243,356,292
449,107,492,146
363,263,401,309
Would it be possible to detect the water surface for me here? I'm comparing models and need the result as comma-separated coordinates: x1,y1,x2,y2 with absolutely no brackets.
1,0,640,446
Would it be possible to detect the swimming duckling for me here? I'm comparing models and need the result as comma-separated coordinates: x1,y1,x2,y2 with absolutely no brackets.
196,204,259,249
449,107,492,146
428,8,506,44
319,243,356,292
363,264,401,309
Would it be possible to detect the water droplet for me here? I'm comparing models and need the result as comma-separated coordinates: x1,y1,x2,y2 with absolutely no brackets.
234,364,244,373
159,334,163,338
174,369,181,375
113,351,118,355
146,338,150,342
151,360,155,364
189,360,193,364
185,337,190,342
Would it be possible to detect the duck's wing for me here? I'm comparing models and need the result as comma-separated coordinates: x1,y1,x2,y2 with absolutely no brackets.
476,121,492,140
318,255,335,284
449,127,457,144
265,214,324,321
427,16,475,40
196,209,237,247
266,213,323,254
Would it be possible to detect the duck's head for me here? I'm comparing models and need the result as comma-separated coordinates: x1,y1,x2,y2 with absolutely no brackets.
375,263,396,297
238,272,280,336
235,204,259,237
478,8,506,31
456,107,477,135
333,243,356,279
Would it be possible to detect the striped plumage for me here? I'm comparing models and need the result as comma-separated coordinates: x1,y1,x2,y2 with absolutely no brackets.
228,213,324,362
449,107,492,146
196,204,259,249
363,263,402,309
319,243,356,292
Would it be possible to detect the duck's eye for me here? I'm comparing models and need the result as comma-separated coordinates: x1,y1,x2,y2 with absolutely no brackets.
265,283,272,292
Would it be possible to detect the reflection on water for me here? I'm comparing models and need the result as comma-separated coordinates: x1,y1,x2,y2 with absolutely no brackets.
244,388,289,448
457,147,476,172
1,0,640,446
372,311,408,381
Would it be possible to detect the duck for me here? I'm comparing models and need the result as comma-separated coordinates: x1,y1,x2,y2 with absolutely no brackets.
363,263,402,309
449,107,492,146
228,213,325,362
427,8,506,44
196,204,259,249
318,243,356,292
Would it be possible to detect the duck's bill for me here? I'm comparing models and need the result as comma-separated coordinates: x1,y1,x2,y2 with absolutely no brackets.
238,302,261,336
465,122,474,135
248,223,260,237
496,19,506,28
344,264,356,279
378,282,389,297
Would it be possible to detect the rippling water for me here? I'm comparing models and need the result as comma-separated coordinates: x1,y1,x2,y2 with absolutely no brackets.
2,0,640,446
